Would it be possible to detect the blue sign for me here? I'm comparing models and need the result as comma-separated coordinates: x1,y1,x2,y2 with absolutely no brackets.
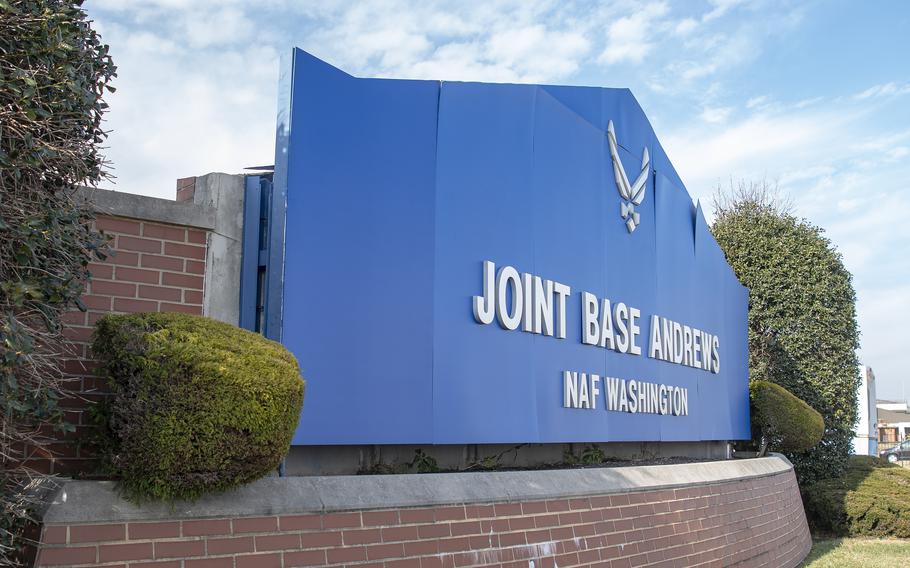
271,49,750,445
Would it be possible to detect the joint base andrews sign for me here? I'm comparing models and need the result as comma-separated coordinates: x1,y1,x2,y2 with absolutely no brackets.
271,49,750,446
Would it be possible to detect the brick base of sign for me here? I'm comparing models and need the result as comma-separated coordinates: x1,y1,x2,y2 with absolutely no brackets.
36,462,811,568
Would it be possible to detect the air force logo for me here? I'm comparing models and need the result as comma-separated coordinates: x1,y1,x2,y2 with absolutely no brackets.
607,120,650,233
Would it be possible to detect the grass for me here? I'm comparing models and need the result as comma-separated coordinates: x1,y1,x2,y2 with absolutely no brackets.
801,538,910,567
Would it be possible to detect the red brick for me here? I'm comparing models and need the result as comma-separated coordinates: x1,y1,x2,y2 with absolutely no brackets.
465,504,496,518
160,302,203,314
232,516,278,534
494,503,523,516
42,525,67,545
300,531,342,548
90,280,137,297
187,230,207,244
99,541,153,562
526,529,550,544
97,217,142,235
141,254,185,272
499,532,526,547
420,557,445,568
107,251,140,266
386,558,421,568
116,267,160,284
119,236,162,254
87,311,108,325
435,507,466,521
70,523,126,543
177,176,196,190
81,294,112,310
237,553,282,568
138,285,182,302
508,515,534,530
164,242,206,260
381,525,418,542
399,509,434,524
154,539,204,558
437,537,470,553
344,528,382,545
323,511,362,529
131,561,181,568
38,546,96,565
450,521,481,536
143,223,187,242
113,297,158,313
284,549,327,567
327,546,367,564
61,311,86,326
182,519,231,537
184,289,203,304
186,260,205,274
63,326,93,343
255,533,300,551
206,536,253,554
128,522,180,540
279,514,322,531
404,540,439,556
161,272,203,289
87,262,115,279
185,558,233,568
417,523,450,538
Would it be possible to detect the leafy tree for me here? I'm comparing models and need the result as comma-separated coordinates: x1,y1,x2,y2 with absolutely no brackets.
1,1,114,564
712,180,860,485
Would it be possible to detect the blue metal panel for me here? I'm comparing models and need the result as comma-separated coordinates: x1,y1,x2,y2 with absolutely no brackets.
279,50,439,445
239,176,262,331
273,49,751,445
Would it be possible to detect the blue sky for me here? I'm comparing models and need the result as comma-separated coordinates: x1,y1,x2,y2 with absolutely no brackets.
86,1,910,400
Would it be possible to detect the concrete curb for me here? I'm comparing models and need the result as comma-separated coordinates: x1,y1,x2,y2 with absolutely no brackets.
44,455,790,524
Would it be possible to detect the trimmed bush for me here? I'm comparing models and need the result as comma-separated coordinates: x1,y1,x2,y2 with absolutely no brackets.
751,380,824,453
803,456,910,538
93,313,304,501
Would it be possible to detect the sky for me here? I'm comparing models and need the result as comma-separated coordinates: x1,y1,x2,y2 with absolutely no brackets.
84,0,910,400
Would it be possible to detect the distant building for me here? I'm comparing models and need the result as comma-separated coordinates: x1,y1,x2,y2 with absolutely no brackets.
878,406,910,444
877,399,909,412
853,366,878,455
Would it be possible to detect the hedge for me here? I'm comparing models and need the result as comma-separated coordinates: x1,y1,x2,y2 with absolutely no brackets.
803,455,910,538
750,380,824,453
93,313,304,501
712,184,859,484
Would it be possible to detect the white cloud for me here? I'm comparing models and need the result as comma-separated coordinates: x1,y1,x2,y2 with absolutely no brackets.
702,0,745,22
598,2,669,65
674,17,698,36
699,105,732,123
854,82,910,100
745,95,768,109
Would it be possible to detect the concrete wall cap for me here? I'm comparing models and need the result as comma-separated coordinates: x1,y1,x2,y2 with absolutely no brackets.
43,455,792,524
77,186,216,230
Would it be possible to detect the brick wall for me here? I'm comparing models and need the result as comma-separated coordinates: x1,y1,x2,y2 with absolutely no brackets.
23,213,209,476
36,468,811,568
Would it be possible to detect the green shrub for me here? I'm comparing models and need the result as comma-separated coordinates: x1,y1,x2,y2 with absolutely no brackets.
750,380,824,453
93,313,304,501
803,455,910,538
712,182,859,485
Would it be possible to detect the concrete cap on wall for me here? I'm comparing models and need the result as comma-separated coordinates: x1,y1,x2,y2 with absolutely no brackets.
76,186,216,230
43,455,792,524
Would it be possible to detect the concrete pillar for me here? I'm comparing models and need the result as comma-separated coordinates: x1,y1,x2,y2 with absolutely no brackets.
191,173,246,326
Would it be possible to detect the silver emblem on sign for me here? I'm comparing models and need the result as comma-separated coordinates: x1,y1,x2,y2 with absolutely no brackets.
607,120,650,233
